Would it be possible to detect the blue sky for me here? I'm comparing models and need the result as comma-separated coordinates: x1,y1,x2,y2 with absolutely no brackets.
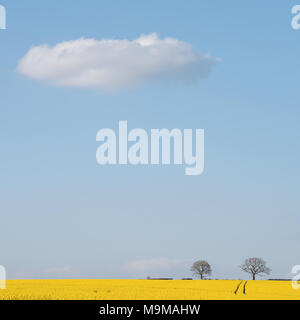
0,0,300,279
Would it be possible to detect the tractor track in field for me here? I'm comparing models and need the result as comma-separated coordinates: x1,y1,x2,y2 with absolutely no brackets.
234,280,247,296
243,281,247,294
234,280,243,294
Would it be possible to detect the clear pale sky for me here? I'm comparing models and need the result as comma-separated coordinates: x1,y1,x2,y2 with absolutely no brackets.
1,0,300,280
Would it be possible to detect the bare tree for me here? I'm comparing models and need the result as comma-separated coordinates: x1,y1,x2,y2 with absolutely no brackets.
240,257,271,280
191,260,212,279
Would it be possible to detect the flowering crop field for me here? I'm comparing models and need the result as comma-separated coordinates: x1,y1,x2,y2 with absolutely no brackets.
0,280,299,300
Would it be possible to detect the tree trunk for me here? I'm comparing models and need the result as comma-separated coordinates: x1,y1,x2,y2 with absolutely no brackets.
200,274,203,280
252,274,255,280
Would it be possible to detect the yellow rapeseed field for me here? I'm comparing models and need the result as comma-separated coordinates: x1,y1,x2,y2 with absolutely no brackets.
0,279,299,300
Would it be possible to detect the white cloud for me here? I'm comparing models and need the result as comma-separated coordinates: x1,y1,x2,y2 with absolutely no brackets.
17,33,219,91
